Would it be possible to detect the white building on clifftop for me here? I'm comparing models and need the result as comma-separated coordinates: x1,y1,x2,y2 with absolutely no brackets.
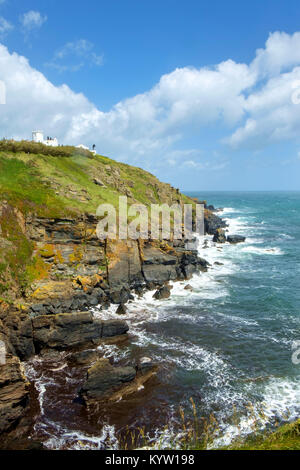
32,130,58,147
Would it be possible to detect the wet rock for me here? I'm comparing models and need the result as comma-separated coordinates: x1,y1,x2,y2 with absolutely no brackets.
214,261,224,266
32,312,129,351
227,235,246,244
204,211,227,235
70,349,99,365
136,357,154,374
213,228,227,244
80,359,136,402
153,285,171,300
116,304,127,315
184,284,193,291
0,356,29,434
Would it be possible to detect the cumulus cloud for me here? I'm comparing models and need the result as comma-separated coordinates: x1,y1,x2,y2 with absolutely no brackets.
20,10,47,31
1,31,300,170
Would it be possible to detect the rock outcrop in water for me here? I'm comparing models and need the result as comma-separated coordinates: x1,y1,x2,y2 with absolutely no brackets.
80,357,157,406
227,235,246,244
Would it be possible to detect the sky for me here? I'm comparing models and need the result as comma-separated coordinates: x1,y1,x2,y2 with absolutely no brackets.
1,1,300,191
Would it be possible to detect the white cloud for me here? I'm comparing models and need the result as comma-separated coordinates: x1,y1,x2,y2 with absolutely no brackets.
1,31,300,169
0,16,13,37
46,39,103,72
20,10,47,31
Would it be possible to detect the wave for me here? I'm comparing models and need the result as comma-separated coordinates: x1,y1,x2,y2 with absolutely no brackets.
241,246,284,256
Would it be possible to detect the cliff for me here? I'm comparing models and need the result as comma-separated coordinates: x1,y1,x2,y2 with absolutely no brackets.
0,144,225,438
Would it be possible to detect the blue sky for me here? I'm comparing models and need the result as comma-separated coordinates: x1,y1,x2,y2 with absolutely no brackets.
1,0,300,190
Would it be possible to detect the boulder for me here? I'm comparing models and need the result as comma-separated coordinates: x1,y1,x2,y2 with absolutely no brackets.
184,284,193,291
93,178,105,187
213,228,226,244
227,235,246,244
32,312,129,351
80,358,136,402
116,304,127,315
153,285,171,300
0,356,29,434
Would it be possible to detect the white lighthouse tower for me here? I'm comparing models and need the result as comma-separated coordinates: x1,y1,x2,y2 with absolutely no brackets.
32,130,44,143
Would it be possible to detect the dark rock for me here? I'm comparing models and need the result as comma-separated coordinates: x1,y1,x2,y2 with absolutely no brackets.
184,284,193,291
213,228,227,244
0,356,29,434
70,349,99,365
136,356,154,374
227,235,246,244
116,304,127,315
214,261,224,266
80,359,136,402
204,211,227,235
0,313,35,360
153,285,171,300
32,312,129,351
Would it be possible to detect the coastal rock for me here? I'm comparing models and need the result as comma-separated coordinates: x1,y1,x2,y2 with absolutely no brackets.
184,284,193,291
0,311,35,361
80,358,136,402
204,211,227,235
32,312,129,351
69,349,99,365
227,235,246,244
136,357,154,374
116,304,127,315
153,284,172,300
142,245,178,284
80,357,157,405
0,356,29,434
213,228,227,244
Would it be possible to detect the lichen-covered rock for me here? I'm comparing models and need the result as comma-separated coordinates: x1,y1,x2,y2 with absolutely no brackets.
0,356,29,434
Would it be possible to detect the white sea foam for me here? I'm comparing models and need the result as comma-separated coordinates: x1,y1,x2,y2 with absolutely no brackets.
44,422,118,450
212,375,300,448
241,246,284,256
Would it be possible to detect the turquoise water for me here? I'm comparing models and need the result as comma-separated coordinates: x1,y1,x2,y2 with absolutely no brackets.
27,191,300,448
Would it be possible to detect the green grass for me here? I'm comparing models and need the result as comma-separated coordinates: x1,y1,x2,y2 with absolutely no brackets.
0,147,196,299
227,420,300,450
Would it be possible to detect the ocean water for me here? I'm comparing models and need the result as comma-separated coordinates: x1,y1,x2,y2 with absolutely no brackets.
26,191,300,449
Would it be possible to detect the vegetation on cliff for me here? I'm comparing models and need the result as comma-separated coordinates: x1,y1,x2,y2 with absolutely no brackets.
0,144,195,303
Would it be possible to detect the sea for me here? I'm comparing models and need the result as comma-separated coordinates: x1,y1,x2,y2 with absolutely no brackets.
25,191,300,449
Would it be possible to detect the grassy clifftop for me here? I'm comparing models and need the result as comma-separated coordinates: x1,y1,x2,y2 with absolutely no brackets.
0,142,192,218
0,142,194,302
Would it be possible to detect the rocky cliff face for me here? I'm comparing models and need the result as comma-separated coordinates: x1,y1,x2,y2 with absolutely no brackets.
0,149,226,440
